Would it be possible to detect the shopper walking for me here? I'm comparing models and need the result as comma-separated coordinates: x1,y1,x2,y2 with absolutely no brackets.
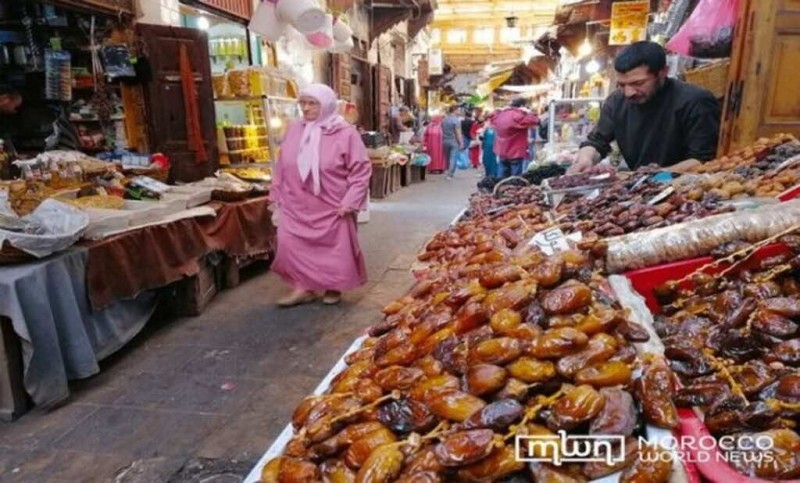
469,115,482,169
423,114,445,173
442,105,464,180
480,118,498,178
491,98,539,178
270,84,371,307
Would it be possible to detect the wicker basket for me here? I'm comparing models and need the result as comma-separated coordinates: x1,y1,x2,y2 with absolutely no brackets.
0,242,35,265
212,189,252,202
685,60,731,98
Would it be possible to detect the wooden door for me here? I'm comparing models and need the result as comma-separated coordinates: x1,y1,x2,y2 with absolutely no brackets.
375,64,392,134
137,24,217,183
331,53,352,102
720,0,800,152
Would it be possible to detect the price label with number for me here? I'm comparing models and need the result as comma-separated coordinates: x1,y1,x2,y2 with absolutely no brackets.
528,227,571,256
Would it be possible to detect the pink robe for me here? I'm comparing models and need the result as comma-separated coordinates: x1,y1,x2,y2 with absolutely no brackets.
423,119,445,172
270,121,372,291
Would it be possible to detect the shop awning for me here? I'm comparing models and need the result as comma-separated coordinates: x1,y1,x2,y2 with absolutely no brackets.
477,70,514,97
367,0,436,41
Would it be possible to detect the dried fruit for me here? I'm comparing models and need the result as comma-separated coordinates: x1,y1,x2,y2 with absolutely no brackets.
456,444,525,481
541,281,593,315
469,337,523,365
427,390,487,422
409,374,461,403
589,388,637,436
464,364,508,396
506,357,556,383
547,385,606,431
556,333,618,378
320,459,356,483
636,359,678,429
575,361,633,388
463,399,523,431
378,398,437,434
355,444,404,483
374,366,425,391
489,309,523,335
344,427,398,469
434,429,495,467
530,327,589,359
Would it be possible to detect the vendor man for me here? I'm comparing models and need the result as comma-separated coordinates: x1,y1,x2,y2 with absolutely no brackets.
569,41,720,174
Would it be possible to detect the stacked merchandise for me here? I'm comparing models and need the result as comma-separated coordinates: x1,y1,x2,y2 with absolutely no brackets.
251,133,800,482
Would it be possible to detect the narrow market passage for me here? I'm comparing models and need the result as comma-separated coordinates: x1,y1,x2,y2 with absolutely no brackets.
0,173,476,482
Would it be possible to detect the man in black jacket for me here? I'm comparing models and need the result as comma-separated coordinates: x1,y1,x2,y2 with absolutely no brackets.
569,41,720,173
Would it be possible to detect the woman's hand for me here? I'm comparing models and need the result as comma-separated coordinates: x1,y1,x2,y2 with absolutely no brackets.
337,207,357,218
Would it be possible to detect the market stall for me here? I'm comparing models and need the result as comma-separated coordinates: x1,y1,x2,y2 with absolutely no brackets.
245,129,800,481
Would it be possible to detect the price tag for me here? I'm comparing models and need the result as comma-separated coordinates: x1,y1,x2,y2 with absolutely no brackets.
528,227,571,256
648,186,675,205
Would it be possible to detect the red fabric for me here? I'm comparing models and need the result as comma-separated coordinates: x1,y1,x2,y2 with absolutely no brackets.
491,108,539,159
469,121,481,168
424,117,445,171
180,44,208,163
84,197,275,311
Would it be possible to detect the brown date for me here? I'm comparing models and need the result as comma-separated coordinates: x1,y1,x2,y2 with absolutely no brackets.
453,302,490,335
414,355,444,378
378,398,437,434
261,456,321,483
732,360,776,396
320,459,356,483
615,319,651,343
620,445,672,483
777,374,800,402
530,259,565,288
636,359,678,429
427,389,487,422
344,427,398,469
399,445,444,477
376,343,420,368
464,364,508,397
541,281,593,315
529,463,588,482
583,436,639,479
575,308,623,335
530,327,589,359
395,471,442,483
355,444,404,483
456,444,525,481
556,333,618,378
433,336,468,375
547,385,606,431
479,265,523,289
331,360,371,393
434,429,495,467
409,374,461,403
483,281,537,313
494,377,530,401
463,399,524,431
489,308,522,335
374,366,425,391
506,357,556,384
589,388,637,436
674,381,731,408
753,311,799,339
772,339,800,366
469,337,522,365
575,361,633,388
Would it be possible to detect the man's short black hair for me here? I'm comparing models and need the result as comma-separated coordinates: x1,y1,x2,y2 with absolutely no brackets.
614,41,667,74
510,97,527,108
0,85,20,98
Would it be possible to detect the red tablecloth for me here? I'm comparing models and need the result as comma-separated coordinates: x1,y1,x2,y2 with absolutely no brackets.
84,197,274,311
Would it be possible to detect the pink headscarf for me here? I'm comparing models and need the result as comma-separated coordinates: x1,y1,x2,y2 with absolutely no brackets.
297,84,347,195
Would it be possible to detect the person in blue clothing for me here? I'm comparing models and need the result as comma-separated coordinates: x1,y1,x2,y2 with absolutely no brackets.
480,117,498,178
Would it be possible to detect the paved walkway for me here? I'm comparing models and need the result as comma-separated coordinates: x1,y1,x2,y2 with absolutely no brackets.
0,172,478,482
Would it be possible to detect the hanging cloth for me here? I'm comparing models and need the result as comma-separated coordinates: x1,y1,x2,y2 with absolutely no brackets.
179,44,208,163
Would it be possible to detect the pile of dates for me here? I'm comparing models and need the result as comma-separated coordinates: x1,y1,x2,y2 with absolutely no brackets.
262,248,680,483
546,173,616,191
557,178,734,238
653,237,800,479
689,134,797,175
464,186,545,221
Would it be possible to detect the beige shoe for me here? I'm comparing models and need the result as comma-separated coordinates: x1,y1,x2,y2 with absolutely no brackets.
322,291,342,305
277,290,317,308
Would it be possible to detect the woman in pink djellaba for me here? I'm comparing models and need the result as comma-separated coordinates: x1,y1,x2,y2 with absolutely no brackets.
270,84,372,307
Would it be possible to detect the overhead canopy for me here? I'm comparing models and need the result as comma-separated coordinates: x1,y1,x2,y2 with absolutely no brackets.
366,0,437,41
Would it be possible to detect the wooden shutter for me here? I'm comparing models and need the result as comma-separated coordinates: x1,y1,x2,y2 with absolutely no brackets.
332,53,353,102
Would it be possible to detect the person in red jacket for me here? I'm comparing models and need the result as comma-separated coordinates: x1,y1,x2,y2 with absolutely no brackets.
491,97,539,178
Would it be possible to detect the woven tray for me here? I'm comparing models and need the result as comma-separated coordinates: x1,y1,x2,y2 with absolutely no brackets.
685,60,730,98
0,242,35,265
